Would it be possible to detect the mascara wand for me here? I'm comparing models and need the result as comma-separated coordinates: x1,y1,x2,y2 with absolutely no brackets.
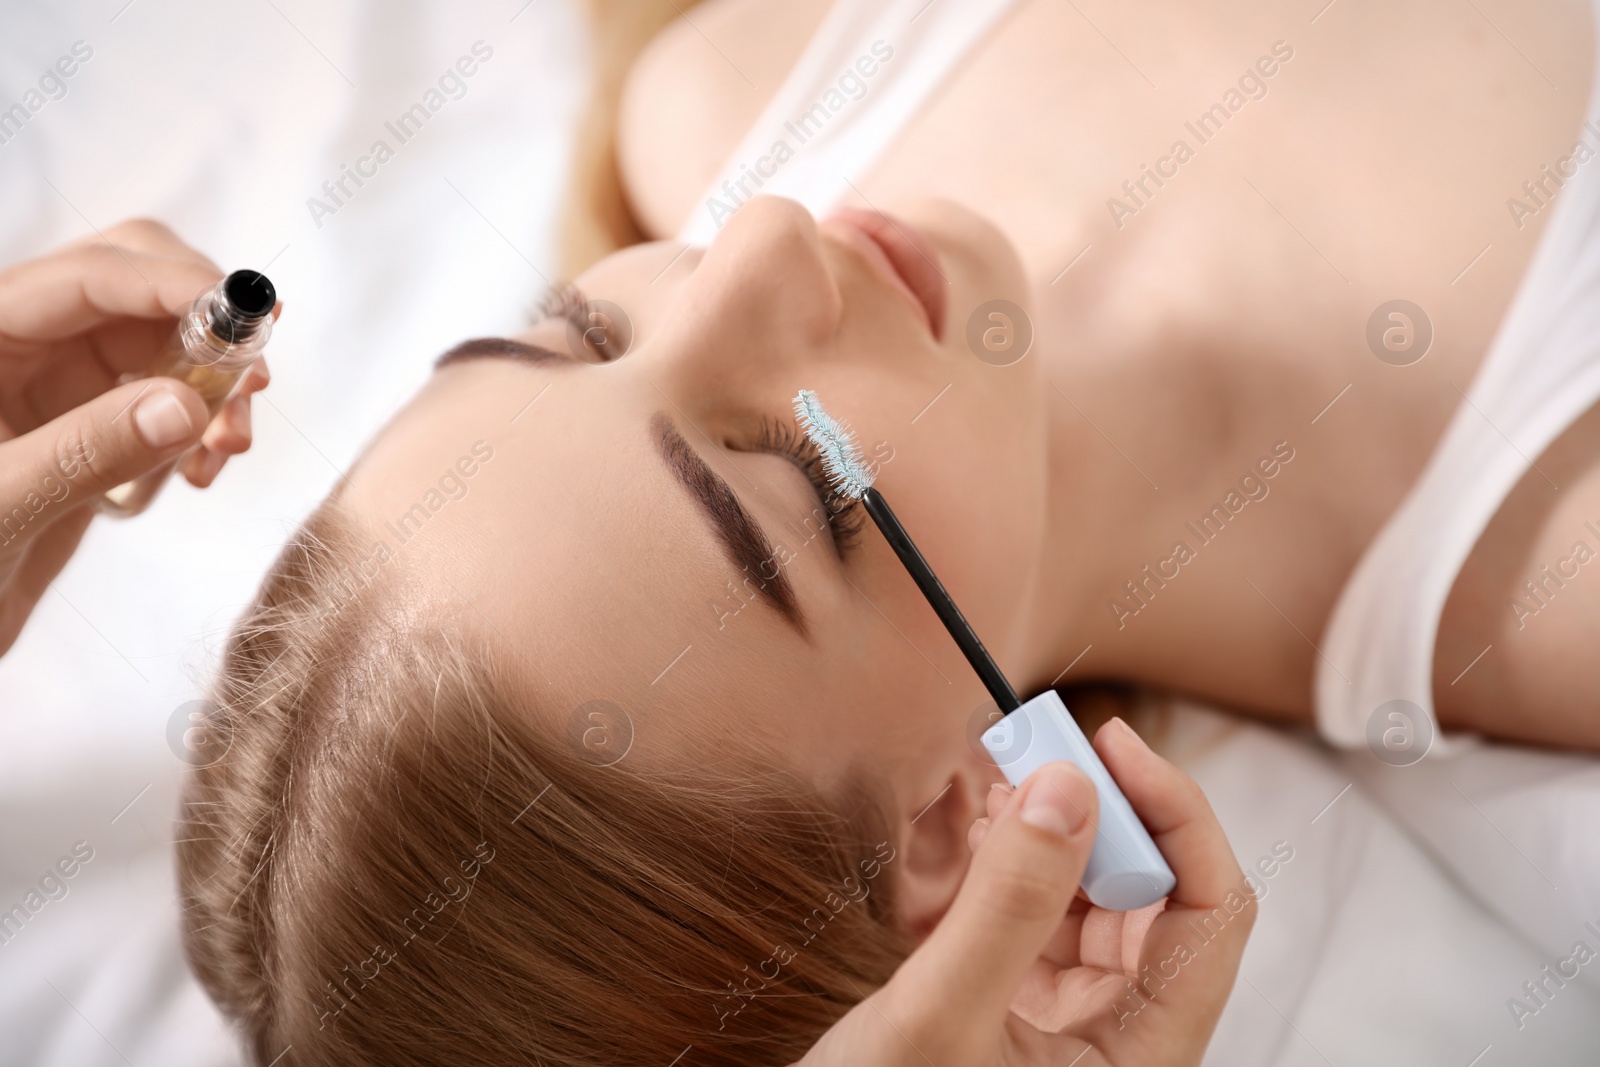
793,388,1176,912
792,389,1020,713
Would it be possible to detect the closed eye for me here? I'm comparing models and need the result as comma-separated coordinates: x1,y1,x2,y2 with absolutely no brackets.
751,417,864,552
537,283,589,323
435,286,607,371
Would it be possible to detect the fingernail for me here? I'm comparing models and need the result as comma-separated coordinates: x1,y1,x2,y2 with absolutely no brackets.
1111,716,1150,751
134,390,195,449
1020,763,1093,839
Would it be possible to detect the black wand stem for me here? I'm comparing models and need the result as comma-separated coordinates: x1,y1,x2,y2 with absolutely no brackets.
861,487,1021,713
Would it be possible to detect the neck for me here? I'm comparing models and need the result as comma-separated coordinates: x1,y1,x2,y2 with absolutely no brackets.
1012,343,1171,696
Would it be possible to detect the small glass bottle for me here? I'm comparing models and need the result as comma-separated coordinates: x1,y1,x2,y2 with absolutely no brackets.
100,269,276,517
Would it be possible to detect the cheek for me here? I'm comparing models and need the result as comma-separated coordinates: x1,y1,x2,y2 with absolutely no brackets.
690,637,901,783
887,381,1050,642
812,626,969,768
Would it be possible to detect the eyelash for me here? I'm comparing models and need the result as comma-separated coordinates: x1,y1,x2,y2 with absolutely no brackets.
755,417,865,551
538,284,623,362
537,283,589,323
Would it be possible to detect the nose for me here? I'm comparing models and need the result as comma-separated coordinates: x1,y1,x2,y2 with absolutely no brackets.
650,197,843,397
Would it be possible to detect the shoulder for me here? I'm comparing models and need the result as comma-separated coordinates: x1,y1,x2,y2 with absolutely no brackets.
617,0,831,239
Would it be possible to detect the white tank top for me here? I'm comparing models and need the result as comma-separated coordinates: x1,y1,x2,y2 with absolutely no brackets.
677,0,1600,756
1315,29,1600,750
674,0,1023,247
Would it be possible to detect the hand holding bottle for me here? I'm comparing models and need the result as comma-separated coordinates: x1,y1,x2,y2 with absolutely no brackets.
0,219,271,655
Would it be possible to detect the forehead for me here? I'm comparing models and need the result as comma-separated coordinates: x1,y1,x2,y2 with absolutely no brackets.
331,350,903,787
342,362,726,696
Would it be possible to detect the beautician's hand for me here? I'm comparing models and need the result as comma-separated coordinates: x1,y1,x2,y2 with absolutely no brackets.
799,720,1253,1067
0,220,272,654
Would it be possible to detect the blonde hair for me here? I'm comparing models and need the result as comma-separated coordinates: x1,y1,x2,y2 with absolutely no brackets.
177,502,909,1065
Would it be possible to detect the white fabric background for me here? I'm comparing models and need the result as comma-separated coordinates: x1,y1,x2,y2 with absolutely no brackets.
0,2,1597,1066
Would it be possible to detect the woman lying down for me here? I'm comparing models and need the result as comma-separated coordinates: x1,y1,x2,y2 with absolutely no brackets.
177,0,1600,1063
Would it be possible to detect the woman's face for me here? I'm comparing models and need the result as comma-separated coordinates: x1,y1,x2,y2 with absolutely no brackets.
344,197,1049,918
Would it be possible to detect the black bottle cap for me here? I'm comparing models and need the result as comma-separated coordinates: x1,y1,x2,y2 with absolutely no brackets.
225,270,276,318
210,270,276,343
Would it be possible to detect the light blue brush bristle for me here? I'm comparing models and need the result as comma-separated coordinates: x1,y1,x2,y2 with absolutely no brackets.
792,389,875,498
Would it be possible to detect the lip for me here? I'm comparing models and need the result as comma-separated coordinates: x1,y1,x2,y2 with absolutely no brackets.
821,209,947,340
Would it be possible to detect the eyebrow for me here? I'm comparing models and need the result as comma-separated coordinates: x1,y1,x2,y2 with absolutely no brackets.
650,413,805,634
434,336,573,369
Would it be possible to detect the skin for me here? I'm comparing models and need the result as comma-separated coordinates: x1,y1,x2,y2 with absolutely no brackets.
339,0,1600,945
17,4,1589,1057
343,197,1048,937
615,0,1600,746
0,66,1242,1064
322,12,1600,1054
805,745,1254,1066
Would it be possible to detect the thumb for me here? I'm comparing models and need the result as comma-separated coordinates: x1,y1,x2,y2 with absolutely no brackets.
887,762,1099,1037
0,380,206,530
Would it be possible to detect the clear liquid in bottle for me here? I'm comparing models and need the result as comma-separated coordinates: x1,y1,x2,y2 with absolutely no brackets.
99,270,276,517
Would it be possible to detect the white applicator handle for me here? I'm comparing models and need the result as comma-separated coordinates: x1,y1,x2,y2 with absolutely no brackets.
982,690,1176,911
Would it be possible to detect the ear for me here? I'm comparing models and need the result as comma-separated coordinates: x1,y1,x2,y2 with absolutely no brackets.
894,748,1004,941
